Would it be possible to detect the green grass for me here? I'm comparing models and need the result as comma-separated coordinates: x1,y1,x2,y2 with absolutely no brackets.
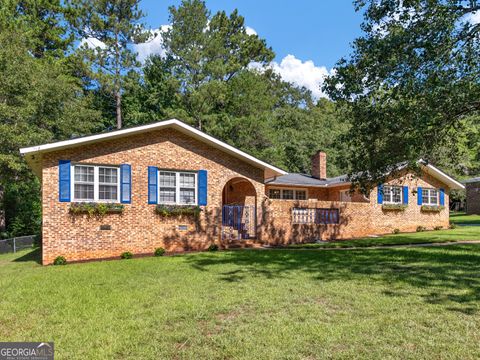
287,225,480,249
2,242,480,359
450,212,480,225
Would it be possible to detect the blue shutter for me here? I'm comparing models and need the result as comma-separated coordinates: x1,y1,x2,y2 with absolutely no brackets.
120,164,131,204
59,160,71,202
402,186,408,205
417,187,423,205
148,166,158,204
439,188,445,206
377,184,383,204
198,170,207,206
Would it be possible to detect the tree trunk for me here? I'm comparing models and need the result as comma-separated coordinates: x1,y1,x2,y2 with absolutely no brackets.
116,90,122,129
114,26,122,130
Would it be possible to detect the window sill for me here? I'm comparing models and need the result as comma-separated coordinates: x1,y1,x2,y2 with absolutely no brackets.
421,205,445,212
72,199,120,203
382,204,408,211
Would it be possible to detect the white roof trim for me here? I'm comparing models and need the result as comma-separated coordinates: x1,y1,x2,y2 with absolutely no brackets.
418,160,465,190
20,119,287,176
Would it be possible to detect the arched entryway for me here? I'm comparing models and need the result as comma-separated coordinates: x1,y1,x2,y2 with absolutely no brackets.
221,177,257,240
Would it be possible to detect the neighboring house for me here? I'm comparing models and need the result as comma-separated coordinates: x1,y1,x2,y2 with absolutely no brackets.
0,185,4,232
20,119,465,265
464,177,480,214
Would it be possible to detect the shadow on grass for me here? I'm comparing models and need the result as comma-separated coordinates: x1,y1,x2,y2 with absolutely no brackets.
186,245,480,313
13,248,41,264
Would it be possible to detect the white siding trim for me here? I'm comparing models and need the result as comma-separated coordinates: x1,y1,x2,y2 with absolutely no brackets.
20,119,287,176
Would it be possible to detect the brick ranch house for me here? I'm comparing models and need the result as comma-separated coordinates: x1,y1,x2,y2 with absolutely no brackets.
20,119,464,265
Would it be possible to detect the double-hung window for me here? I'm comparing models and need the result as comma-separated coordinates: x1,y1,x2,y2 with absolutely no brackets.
158,171,197,205
268,188,307,200
383,185,402,204
422,188,439,205
72,165,119,202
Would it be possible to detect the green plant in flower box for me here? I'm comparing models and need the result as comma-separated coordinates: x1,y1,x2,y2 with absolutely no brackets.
382,204,407,211
69,202,124,217
155,204,202,218
421,205,445,212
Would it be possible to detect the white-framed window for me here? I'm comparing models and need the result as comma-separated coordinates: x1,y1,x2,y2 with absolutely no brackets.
72,164,120,202
268,188,307,200
158,170,197,205
383,185,402,204
422,188,439,205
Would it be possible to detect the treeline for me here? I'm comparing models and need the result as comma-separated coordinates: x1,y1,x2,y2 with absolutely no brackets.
0,0,349,237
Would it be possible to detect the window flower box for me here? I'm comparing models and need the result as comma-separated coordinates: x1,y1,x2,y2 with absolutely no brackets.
155,204,201,218
381,204,407,211
421,205,445,212
69,202,124,216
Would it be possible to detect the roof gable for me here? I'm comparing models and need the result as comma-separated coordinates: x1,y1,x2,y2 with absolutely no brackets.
20,119,287,178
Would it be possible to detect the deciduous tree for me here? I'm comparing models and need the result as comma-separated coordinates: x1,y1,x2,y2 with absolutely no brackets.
325,0,480,190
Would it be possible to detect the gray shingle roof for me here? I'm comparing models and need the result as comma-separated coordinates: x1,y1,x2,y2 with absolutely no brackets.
464,177,480,184
265,173,350,187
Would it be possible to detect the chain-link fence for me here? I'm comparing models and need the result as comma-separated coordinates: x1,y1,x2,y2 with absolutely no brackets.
0,235,38,254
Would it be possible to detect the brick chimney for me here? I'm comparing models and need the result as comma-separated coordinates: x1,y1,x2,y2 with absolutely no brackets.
312,151,327,179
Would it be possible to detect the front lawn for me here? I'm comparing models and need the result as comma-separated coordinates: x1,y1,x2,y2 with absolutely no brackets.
287,225,480,249
2,244,480,359
450,211,480,225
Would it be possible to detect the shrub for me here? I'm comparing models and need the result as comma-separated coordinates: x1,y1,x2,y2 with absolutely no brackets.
154,247,165,257
207,244,219,251
416,226,426,232
449,222,458,229
120,251,133,259
53,256,67,265
434,226,443,231
393,228,400,234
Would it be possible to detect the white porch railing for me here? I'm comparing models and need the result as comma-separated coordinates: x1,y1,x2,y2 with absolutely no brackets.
292,208,339,224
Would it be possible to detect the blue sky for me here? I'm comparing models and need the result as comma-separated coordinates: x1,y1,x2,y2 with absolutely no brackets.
140,1,363,68
119,1,363,98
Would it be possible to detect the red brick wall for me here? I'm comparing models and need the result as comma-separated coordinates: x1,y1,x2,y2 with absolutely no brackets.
262,171,450,244
311,151,327,179
41,128,266,264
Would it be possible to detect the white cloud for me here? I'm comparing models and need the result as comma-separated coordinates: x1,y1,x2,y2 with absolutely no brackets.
79,25,331,100
133,25,171,63
133,24,257,63
245,26,257,36
79,37,106,50
270,55,333,99
464,11,480,24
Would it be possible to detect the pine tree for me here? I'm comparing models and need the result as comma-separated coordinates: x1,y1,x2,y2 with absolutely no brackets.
67,0,150,129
